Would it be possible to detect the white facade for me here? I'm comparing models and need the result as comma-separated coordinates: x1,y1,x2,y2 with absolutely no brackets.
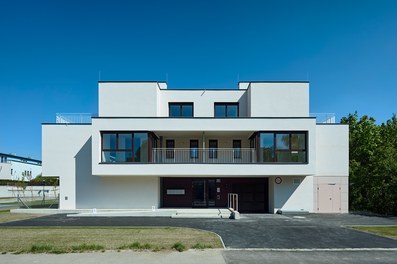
42,81,349,213
0,153,42,181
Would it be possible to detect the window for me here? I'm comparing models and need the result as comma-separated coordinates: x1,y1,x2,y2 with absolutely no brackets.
233,140,241,159
169,103,193,117
166,140,175,159
258,132,307,163
101,132,152,163
214,103,239,117
209,140,218,159
190,140,199,159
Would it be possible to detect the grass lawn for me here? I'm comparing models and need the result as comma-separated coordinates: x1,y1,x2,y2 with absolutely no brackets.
0,210,45,223
351,226,397,239
0,227,222,253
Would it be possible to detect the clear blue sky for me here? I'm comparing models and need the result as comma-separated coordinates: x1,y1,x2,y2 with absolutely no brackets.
0,0,396,160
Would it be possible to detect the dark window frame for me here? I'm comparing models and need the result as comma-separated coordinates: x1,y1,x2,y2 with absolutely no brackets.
209,140,218,159
214,103,239,118
166,139,175,159
190,139,199,159
233,140,242,159
168,102,194,117
101,131,157,163
253,131,308,163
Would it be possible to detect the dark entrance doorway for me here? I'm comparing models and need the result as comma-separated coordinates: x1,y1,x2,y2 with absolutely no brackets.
161,177,269,213
192,179,216,207
232,178,268,213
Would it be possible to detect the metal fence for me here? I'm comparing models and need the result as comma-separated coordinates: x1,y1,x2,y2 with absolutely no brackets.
152,148,256,164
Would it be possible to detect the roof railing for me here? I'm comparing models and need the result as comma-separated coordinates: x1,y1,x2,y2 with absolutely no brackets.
56,113,92,124
309,113,336,123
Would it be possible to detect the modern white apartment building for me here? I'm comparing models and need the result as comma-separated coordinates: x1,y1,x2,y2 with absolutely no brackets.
42,81,349,213
0,153,42,181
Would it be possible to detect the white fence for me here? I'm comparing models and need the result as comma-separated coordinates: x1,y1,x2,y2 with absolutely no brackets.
0,186,59,198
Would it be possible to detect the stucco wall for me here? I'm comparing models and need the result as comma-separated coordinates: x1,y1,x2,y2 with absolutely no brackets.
248,82,309,117
315,124,349,177
42,124,160,209
272,176,314,213
98,82,309,118
99,82,159,117
42,124,92,209
158,89,247,117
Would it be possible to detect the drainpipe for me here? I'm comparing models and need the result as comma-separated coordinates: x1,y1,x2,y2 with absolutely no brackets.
202,132,205,163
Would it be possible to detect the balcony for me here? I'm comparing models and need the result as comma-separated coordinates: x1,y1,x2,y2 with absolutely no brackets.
152,148,256,164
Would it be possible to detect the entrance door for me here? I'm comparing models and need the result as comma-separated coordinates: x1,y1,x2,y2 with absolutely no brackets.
207,179,216,206
192,179,217,207
317,184,341,213
192,180,206,207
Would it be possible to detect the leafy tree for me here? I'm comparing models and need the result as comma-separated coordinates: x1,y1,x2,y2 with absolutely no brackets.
341,112,397,214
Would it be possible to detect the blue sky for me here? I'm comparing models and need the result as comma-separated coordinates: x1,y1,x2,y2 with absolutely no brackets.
0,0,396,160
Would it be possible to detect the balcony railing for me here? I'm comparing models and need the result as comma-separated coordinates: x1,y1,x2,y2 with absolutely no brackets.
152,148,256,164
56,113,92,124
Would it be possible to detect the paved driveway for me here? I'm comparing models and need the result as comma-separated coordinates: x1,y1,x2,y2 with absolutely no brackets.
1,213,396,249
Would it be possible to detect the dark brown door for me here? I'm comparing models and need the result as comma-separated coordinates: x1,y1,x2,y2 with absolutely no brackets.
192,179,217,207
192,180,206,207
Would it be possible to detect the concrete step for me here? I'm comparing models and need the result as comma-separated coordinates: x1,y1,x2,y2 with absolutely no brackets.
171,208,232,219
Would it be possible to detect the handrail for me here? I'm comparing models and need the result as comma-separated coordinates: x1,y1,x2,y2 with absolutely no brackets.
228,193,238,212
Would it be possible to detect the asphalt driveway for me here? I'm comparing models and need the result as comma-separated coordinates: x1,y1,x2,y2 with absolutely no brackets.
1,213,396,249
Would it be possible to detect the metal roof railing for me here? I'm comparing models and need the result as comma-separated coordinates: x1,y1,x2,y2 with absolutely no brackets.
310,113,336,123
56,113,92,124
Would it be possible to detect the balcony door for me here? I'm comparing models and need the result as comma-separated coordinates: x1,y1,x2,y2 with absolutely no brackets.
192,179,216,207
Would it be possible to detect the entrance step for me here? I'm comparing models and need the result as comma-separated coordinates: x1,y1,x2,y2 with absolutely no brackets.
171,208,232,219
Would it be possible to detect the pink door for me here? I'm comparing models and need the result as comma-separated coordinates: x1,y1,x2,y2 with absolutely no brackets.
317,184,341,213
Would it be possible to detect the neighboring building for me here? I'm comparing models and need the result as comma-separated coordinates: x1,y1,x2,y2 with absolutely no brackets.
0,153,42,181
42,81,349,213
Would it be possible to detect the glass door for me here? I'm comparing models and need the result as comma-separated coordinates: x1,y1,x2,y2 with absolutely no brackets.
207,180,216,207
192,179,216,207
192,180,206,207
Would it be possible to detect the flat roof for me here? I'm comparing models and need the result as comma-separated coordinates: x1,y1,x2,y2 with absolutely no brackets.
0,152,41,163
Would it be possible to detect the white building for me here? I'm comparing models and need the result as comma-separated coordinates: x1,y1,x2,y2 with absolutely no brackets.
0,153,42,181
42,81,349,213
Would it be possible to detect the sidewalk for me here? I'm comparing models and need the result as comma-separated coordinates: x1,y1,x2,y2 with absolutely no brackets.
0,250,226,264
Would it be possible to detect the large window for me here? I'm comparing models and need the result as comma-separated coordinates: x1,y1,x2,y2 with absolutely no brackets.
101,132,153,163
214,103,239,117
169,103,193,117
257,132,307,163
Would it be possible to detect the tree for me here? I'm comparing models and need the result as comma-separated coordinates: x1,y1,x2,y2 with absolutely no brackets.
341,112,397,214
